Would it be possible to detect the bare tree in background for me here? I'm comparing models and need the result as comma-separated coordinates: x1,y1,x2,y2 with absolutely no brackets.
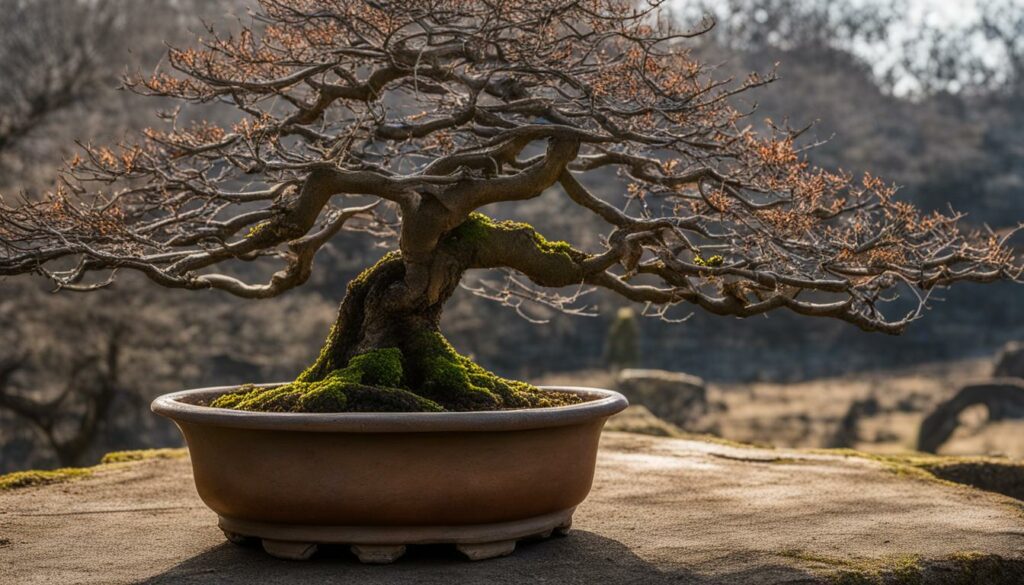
0,277,201,467
0,0,122,152
0,328,122,467
0,0,251,470
0,0,238,189
0,0,1019,414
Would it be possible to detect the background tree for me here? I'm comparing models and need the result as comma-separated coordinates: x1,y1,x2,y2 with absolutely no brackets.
0,0,245,471
605,307,640,371
0,0,1019,414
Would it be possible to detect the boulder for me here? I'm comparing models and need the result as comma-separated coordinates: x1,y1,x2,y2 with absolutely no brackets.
616,368,707,428
605,405,683,437
917,379,1024,453
994,341,1024,379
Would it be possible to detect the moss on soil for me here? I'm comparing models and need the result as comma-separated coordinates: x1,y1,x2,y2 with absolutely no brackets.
404,330,580,411
210,347,443,413
210,332,582,414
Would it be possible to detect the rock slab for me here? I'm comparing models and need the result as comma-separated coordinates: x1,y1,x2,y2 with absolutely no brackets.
1,433,1023,584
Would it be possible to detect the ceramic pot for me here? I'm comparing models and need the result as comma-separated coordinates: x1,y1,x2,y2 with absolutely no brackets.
152,385,627,562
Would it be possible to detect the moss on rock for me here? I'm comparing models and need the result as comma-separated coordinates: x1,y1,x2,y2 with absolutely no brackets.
100,449,187,464
777,549,1024,585
0,467,93,490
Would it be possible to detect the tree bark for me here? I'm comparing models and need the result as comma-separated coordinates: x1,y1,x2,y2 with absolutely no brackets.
211,213,586,412
299,249,467,383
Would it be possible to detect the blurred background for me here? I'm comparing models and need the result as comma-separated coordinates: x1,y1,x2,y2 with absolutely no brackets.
0,0,1021,473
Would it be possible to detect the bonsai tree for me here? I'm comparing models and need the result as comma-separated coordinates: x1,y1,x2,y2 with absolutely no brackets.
1,0,1020,414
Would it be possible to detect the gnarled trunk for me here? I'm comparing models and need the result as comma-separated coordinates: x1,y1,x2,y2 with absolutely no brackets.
210,214,585,413
299,251,463,382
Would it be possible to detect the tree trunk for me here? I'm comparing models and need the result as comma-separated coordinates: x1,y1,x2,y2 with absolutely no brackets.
299,250,464,380
210,216,583,413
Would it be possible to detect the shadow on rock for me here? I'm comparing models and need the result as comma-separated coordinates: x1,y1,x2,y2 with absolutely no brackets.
137,530,822,585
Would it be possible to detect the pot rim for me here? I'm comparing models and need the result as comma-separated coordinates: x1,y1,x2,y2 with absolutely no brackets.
152,385,628,433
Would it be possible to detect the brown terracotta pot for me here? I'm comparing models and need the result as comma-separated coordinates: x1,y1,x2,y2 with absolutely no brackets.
151,385,627,562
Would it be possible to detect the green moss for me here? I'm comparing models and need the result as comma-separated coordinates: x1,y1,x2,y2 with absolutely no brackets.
345,348,404,387
0,467,93,490
947,552,1023,584
447,212,578,259
245,220,271,238
100,448,187,464
211,347,441,413
693,253,724,267
0,448,192,492
806,448,1023,492
212,331,580,414
296,251,404,384
778,551,925,584
778,550,1024,585
405,330,581,411
345,250,403,292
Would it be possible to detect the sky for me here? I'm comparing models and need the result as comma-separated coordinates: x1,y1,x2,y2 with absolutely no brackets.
674,0,1021,95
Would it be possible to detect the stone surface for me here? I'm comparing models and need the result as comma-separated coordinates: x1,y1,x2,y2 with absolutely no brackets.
994,341,1024,379
2,432,1023,584
616,369,708,428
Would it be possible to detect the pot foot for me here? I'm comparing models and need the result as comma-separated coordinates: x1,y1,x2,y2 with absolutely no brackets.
262,539,318,561
456,540,517,561
350,544,406,564
218,507,574,562
222,529,253,545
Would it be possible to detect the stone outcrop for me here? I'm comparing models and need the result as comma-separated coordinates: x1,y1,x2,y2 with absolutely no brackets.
994,341,1024,379
917,379,1024,453
615,369,709,428
605,405,684,437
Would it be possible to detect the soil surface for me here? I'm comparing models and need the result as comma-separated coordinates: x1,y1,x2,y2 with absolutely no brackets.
1,432,1023,584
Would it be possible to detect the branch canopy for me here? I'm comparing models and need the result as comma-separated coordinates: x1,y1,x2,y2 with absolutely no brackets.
0,0,1019,333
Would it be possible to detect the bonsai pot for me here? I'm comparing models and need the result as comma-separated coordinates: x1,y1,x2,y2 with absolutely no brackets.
152,385,627,562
